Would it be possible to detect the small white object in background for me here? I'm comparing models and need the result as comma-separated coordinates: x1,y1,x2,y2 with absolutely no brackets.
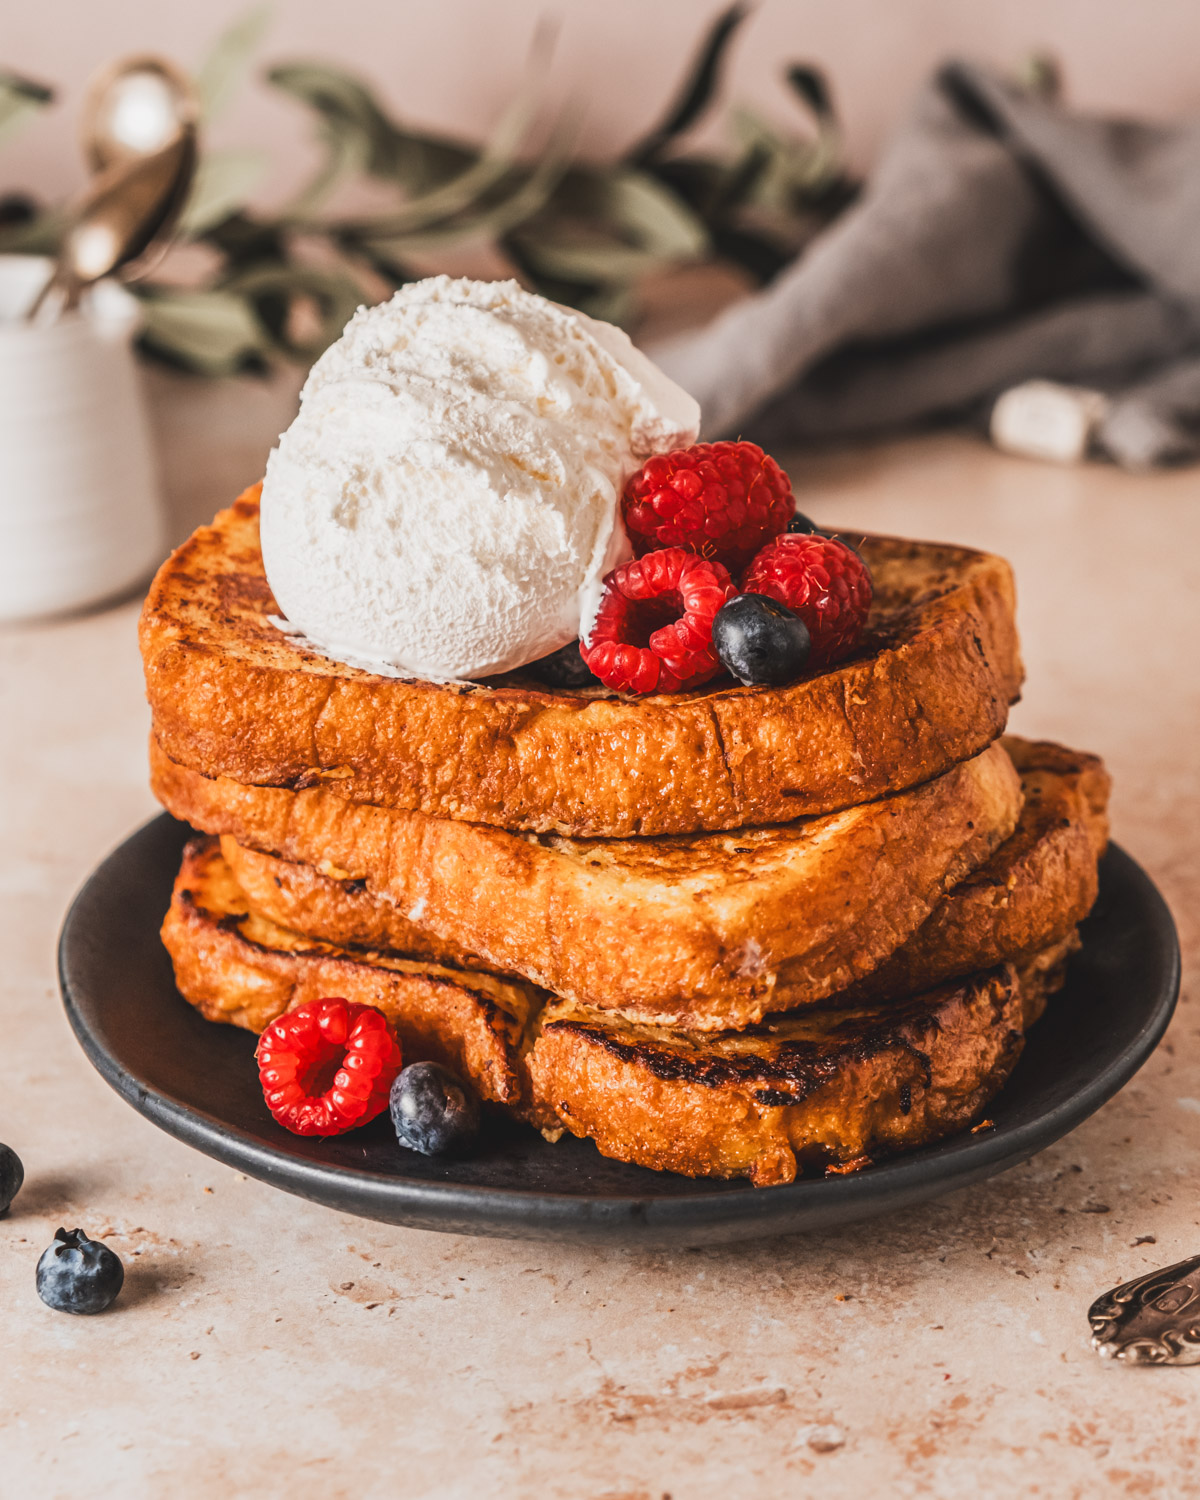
0,255,164,622
990,379,1111,465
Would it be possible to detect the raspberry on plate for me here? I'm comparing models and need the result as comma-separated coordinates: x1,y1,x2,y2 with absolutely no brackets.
581,547,737,695
256,998,403,1136
742,533,873,665
622,441,795,570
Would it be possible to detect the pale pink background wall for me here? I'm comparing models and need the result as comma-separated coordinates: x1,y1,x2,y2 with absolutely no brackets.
5,0,1200,208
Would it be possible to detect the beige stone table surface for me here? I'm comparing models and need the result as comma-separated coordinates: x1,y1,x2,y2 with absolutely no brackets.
1,422,1197,1499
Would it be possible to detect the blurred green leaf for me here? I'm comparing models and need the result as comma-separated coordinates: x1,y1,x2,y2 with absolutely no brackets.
513,238,665,284
0,204,64,255
785,64,834,122
511,167,709,292
572,282,636,328
196,5,272,123
137,287,267,375
362,126,475,196
180,147,269,235
0,68,53,148
202,210,286,267
608,170,708,257
729,105,839,205
625,3,748,165
2,4,858,370
324,31,555,239
563,168,708,258
1018,51,1062,100
222,261,364,357
288,129,364,219
268,62,400,213
269,62,475,214
708,142,772,213
355,107,579,257
0,191,36,233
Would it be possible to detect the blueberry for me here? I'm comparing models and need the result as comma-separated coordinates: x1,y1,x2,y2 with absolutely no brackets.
712,593,811,687
390,1061,481,1156
525,641,599,690
36,1227,124,1315
0,1143,23,1215
787,511,820,534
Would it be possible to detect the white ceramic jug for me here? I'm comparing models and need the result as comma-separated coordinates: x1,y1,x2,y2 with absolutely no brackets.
0,255,164,621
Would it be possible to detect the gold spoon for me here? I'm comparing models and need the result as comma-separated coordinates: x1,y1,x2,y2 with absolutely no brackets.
80,54,198,172
28,56,198,320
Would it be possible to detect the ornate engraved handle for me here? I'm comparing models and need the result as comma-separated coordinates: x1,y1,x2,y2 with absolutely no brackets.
1090,1255,1200,1365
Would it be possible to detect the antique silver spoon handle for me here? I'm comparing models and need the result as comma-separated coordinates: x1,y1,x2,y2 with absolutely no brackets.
1090,1254,1200,1364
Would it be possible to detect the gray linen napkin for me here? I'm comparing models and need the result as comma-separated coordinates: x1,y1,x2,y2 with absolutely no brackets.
649,62,1200,467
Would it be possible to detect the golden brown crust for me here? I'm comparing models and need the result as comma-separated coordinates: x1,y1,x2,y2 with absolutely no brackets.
215,834,508,977
1003,736,1111,860
139,488,1023,838
527,968,1029,1185
163,839,1064,1185
213,735,1100,1018
160,837,542,1108
152,737,1022,1029
843,737,1109,1002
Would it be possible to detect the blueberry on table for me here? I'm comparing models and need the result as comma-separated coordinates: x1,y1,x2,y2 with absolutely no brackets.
712,593,812,687
390,1062,481,1156
36,1227,124,1315
0,1143,23,1214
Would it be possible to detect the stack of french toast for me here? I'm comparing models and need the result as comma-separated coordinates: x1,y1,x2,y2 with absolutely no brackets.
141,485,1109,1186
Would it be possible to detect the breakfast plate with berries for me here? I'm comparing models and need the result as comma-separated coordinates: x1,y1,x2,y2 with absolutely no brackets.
61,277,1180,1243
59,813,1177,1246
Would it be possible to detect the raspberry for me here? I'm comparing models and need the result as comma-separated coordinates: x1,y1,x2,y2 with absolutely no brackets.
622,441,795,569
741,534,873,665
256,998,403,1137
582,548,737,695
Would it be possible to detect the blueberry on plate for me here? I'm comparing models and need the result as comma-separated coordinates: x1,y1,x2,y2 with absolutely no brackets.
713,593,811,687
36,1227,124,1315
390,1062,481,1156
787,511,820,534
0,1143,23,1214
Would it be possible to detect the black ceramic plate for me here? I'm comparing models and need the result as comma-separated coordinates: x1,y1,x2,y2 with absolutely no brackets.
58,815,1180,1247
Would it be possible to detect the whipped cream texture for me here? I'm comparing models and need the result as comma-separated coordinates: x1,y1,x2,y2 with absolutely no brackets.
260,276,700,680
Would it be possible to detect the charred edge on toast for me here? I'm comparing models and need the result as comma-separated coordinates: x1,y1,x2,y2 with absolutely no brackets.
538,979,1022,1101
166,838,1076,1181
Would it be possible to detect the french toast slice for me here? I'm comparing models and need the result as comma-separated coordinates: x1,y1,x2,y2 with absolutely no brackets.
527,950,1067,1186
213,734,1104,1015
140,486,1022,838
152,737,1022,1029
844,737,1108,1002
162,838,1066,1184
161,837,543,1112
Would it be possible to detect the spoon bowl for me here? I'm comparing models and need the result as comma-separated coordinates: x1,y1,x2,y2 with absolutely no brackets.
28,55,199,321
82,55,198,172
61,133,197,287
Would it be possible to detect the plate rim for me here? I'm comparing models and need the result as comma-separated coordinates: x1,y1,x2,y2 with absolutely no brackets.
57,815,1181,1244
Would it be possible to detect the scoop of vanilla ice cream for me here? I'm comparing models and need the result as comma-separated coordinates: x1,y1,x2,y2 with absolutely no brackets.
259,276,700,680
